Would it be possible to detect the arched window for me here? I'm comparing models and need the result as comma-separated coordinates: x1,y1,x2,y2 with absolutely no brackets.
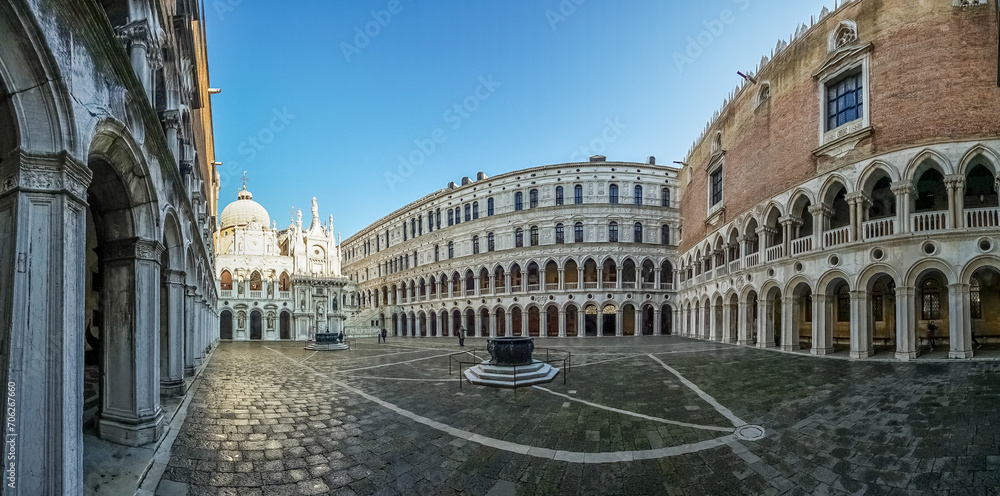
464,204,471,222
515,228,524,248
661,225,670,245
575,222,584,243
608,222,619,242
472,201,479,219
249,271,262,291
634,185,643,206
922,278,941,320
555,186,564,206
447,242,454,259
487,232,495,252
515,192,523,211
574,185,583,204
555,224,565,244
448,209,454,226
487,198,495,216
609,184,619,204
971,277,982,319
530,226,539,246
278,272,291,291
634,222,643,243
662,188,670,207
529,189,539,209
220,270,233,290
472,235,480,254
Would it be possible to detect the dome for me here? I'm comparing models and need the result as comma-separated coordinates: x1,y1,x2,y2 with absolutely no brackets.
219,188,270,229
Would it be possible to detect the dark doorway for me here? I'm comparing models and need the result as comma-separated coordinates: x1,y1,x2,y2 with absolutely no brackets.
250,311,262,340
220,310,233,340
279,312,290,339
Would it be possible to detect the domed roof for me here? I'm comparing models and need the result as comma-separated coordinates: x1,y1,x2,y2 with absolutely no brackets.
219,187,270,229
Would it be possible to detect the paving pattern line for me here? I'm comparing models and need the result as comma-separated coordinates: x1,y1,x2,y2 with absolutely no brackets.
300,351,318,363
265,346,743,463
334,351,458,373
647,353,748,428
532,386,734,433
568,354,646,369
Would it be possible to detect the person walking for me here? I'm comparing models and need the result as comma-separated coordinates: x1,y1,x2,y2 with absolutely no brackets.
458,326,466,347
927,320,938,352
381,327,388,343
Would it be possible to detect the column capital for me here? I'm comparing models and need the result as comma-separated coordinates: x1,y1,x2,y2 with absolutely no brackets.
890,181,915,196
163,269,186,285
944,175,966,188
99,237,164,263
115,19,152,50
845,191,870,206
0,150,92,203
808,204,834,217
779,216,801,227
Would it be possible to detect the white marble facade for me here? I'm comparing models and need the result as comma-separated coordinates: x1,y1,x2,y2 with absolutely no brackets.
216,191,358,340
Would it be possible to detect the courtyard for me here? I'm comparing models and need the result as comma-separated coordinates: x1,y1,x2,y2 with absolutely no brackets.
158,337,1000,495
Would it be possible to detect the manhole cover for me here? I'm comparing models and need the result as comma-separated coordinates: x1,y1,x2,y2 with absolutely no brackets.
735,425,765,441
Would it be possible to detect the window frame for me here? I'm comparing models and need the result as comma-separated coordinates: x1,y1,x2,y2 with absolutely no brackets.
514,192,523,211
634,222,643,243
487,198,494,216
515,228,524,248
816,51,871,148
608,221,619,243
472,235,480,255
609,184,619,205
555,186,564,206
574,222,584,243
634,185,643,206
574,185,583,204
530,226,539,246
555,223,565,244
529,189,539,209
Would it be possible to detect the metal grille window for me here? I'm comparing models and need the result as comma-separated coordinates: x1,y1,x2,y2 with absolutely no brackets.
555,224,565,244
556,186,564,206
971,277,982,319
634,185,643,206
921,279,941,320
529,189,538,209
574,185,583,204
826,72,863,131
609,184,619,204
609,222,619,242
575,222,584,243
530,226,539,246
634,222,643,243
871,285,883,321
710,167,723,206
515,228,524,248
515,192,523,211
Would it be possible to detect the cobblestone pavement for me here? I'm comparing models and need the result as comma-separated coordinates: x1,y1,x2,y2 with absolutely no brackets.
160,337,1000,495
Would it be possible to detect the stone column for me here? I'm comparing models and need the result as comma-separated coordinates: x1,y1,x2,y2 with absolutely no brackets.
633,306,641,337
945,175,966,229
781,295,798,351
616,268,623,289
490,312,497,338
504,273,512,294
597,308,604,336
811,294,833,355
721,301,732,343
949,283,973,359
475,312,483,338
474,276,481,297
779,218,794,259
184,286,198,375
758,296,775,348
597,268,604,289
577,267,584,290
506,312,514,336
891,182,913,234
616,309,624,337
488,274,495,295
558,310,567,337
654,268,661,290
161,270,186,396
653,308,662,336
116,20,153,97
709,301,719,342
521,313,529,337
0,152,92,494
406,315,413,337
895,287,917,360
737,301,750,345
849,290,871,359
845,192,868,242
558,269,565,291
98,238,167,446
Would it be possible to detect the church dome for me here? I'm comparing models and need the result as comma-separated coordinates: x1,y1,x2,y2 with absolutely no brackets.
219,188,270,229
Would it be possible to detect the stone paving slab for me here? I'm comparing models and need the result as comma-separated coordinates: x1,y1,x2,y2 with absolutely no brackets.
161,337,1000,494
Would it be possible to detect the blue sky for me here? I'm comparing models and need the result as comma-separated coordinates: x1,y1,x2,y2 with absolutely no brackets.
206,0,833,238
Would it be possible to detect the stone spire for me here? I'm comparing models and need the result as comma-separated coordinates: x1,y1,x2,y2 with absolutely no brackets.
309,197,320,231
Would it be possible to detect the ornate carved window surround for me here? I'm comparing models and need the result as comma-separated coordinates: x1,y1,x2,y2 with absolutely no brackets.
813,42,874,158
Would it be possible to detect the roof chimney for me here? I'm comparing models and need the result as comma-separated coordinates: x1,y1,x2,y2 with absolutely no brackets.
589,155,606,163
648,156,656,165
476,172,488,181
461,177,472,186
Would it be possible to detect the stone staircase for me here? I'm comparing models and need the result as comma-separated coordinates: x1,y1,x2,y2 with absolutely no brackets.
463,360,560,388
344,307,382,338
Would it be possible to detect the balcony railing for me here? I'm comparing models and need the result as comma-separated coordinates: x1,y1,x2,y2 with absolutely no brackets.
704,269,714,280
660,282,674,290
278,291,290,299
621,282,636,289
728,260,740,273
583,282,599,290
565,282,579,290
545,283,559,291
249,290,262,299
744,253,760,269
765,245,783,262
716,265,728,277
824,226,850,248
912,211,948,232
641,282,655,290
221,290,233,298
527,283,540,292
863,217,896,240
966,207,1000,228
791,237,812,256
511,286,523,293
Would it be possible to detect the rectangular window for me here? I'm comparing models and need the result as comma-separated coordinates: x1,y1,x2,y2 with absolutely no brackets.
872,293,883,321
515,193,523,211
609,223,618,243
515,230,523,248
826,72,863,131
575,224,584,243
556,187,564,206
710,167,723,206
555,225,564,244
529,190,538,209
922,293,941,320
575,186,583,204
448,210,454,226
488,198,494,216
530,227,538,246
